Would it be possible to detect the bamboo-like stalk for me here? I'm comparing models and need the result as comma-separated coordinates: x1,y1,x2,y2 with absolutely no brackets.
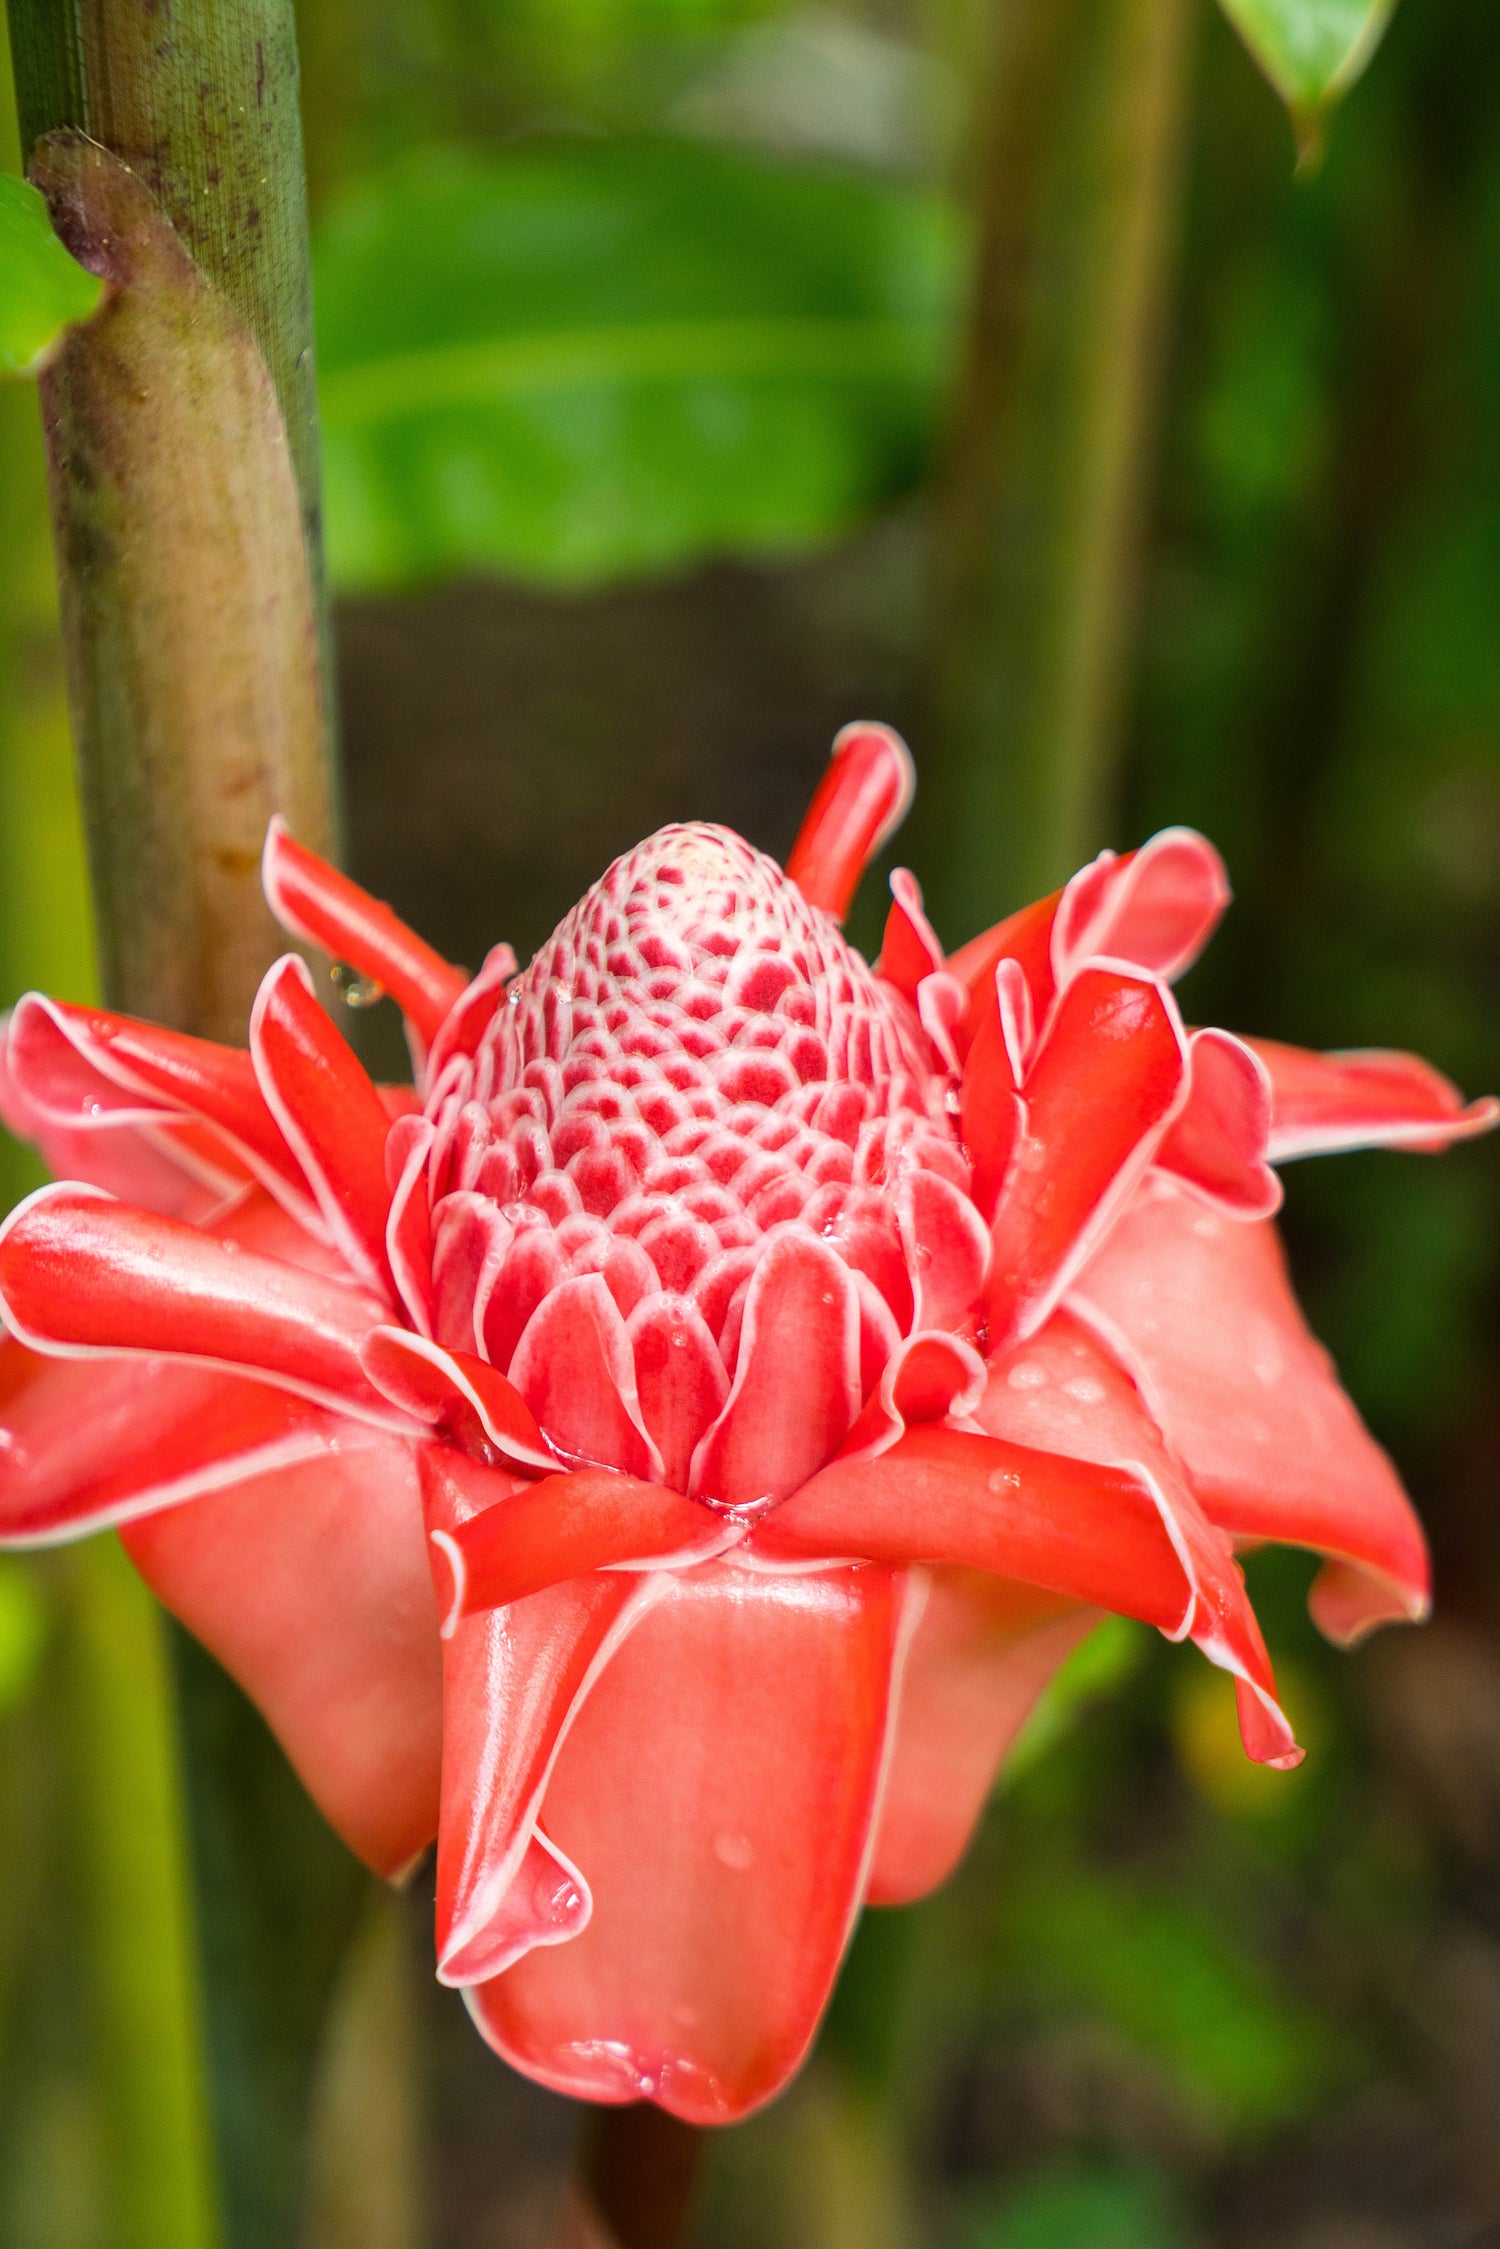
917,0,1197,935
2,6,364,2244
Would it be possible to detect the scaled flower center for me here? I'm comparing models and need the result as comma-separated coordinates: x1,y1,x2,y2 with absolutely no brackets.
421,825,974,1419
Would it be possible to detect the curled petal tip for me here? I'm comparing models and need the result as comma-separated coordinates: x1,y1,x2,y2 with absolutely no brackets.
785,722,916,922
429,1528,466,1638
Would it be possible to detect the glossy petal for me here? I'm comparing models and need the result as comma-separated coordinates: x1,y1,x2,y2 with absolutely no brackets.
1248,1038,1500,1160
261,818,468,1053
432,1452,733,1625
754,1345,1296,1768
0,1184,402,1426
1051,828,1229,989
361,1326,557,1474
976,1309,1296,1765
866,1574,1096,1904
0,1333,335,1543
1155,1028,1282,1218
509,1275,660,1480
464,1561,910,2122
690,1229,860,1508
1070,1181,1430,1643
876,868,945,1001
429,1484,653,1981
249,955,396,1292
125,1424,441,1877
626,1294,729,1493
985,967,1189,1348
0,1006,254,1221
784,724,915,922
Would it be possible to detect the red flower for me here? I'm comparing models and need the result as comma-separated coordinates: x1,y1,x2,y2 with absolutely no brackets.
0,726,1492,2122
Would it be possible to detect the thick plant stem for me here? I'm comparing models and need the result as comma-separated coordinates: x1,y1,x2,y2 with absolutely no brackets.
5,0,336,1041
917,0,1196,935
2,6,363,2246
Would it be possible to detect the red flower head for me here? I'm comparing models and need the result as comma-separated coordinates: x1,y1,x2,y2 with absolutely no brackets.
0,725,1493,2122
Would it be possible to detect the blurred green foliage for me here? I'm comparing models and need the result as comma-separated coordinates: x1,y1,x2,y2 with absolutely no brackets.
316,137,956,588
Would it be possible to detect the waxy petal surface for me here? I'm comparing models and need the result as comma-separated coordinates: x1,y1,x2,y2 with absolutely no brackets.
1070,1181,1430,1642
784,723,914,921
465,1562,909,2122
250,955,396,1291
0,1185,399,1425
1155,1028,1281,1218
1248,1038,1500,1161
985,967,1188,1347
262,819,468,1051
0,1334,335,1543
690,1231,860,1508
866,1573,1096,1904
125,1424,441,1877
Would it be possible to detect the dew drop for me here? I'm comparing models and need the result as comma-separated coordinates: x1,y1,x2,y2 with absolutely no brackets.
1063,1375,1105,1405
987,1468,1018,1496
714,1831,755,1871
1006,1361,1047,1390
332,962,385,1009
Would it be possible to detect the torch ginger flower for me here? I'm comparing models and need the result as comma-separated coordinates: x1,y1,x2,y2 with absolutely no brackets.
0,725,1493,2123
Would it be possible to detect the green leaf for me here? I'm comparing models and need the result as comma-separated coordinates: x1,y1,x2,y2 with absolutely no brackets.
0,171,103,378
313,138,958,591
1219,0,1398,147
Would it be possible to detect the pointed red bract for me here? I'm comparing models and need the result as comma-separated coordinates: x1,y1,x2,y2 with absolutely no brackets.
784,723,915,921
261,818,468,1050
1247,1037,1500,1159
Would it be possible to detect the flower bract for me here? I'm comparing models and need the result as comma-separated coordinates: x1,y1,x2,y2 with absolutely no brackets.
0,723,1492,2122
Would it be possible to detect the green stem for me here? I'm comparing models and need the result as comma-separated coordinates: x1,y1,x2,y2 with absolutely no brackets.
917,0,1197,933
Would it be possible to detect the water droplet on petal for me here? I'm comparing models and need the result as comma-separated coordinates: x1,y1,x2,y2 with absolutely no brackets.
332,961,385,1009
1007,1361,1047,1390
987,1467,1018,1496
714,1831,755,1870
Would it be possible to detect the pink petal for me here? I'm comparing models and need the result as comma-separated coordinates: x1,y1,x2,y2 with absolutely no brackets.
425,1453,654,1982
361,1327,557,1474
784,724,915,922
876,869,945,1001
261,819,468,1052
753,1354,1298,1770
977,1308,1297,1766
1155,1028,1282,1218
124,1423,441,1878
985,967,1189,1349
946,896,1058,1046
1,1002,267,1220
431,1452,732,1624
1069,1180,1430,1644
959,974,1025,1217
1051,828,1229,988
626,1294,729,1493
0,1334,335,1544
463,1561,911,2122
509,1274,661,1479
0,1184,401,1426
866,1575,1097,1904
250,956,396,1291
689,1230,860,1509
1247,1038,1500,1161
896,1168,991,1334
